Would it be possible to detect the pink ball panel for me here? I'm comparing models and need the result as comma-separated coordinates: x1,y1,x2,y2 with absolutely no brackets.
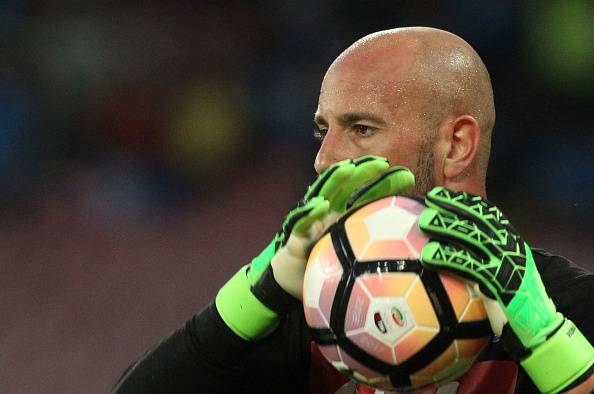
344,279,371,332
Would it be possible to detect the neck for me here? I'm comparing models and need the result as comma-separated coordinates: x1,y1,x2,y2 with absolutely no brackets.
443,178,487,198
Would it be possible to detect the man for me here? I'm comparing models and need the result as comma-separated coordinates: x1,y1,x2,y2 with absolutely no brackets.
113,27,594,393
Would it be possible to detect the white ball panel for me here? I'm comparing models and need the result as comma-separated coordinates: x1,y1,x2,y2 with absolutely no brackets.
365,205,418,241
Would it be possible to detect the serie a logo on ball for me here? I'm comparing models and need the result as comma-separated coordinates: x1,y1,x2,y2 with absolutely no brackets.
303,196,492,391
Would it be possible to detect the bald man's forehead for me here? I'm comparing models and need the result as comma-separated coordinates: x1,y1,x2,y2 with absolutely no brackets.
319,74,397,117
319,57,418,121
329,40,416,79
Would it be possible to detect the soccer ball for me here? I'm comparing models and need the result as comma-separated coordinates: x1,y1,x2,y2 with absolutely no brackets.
303,196,492,391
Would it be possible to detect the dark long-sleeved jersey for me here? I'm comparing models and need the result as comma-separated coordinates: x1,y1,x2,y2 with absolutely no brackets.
113,249,594,394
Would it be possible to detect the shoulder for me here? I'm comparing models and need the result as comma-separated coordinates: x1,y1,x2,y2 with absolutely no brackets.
531,247,593,281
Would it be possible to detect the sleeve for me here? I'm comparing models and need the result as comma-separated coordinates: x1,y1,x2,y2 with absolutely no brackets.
533,249,594,342
112,303,312,394
112,303,249,393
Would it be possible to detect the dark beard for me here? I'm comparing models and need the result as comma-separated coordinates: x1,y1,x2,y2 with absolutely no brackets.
412,138,435,196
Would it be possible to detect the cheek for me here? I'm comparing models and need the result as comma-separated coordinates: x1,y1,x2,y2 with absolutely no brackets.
379,138,421,170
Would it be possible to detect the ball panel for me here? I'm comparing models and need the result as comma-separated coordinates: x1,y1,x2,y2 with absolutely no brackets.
365,205,418,241
460,298,488,322
359,239,416,260
404,218,428,256
432,357,474,385
318,344,341,363
360,272,416,298
303,251,326,310
344,279,371,332
305,233,331,271
454,338,490,359
318,273,342,326
347,196,395,222
339,350,386,380
409,342,456,381
348,331,395,365
394,196,425,216
304,306,329,329
303,233,343,328
362,296,415,346
409,374,434,389
440,273,470,321
394,328,438,364
342,218,370,262
406,277,439,328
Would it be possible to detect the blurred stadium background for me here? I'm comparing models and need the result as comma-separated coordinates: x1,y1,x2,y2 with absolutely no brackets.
0,1,592,393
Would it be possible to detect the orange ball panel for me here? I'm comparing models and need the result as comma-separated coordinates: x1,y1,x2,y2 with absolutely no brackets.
455,338,490,359
344,219,371,261
406,278,439,328
394,328,437,364
306,234,332,270
360,272,416,298
408,374,435,391
320,236,341,270
460,298,488,322
440,273,470,320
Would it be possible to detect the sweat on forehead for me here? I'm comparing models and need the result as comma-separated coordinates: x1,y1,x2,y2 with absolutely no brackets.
326,32,416,82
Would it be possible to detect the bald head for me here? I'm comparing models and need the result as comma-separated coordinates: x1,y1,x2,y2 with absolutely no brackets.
321,27,495,187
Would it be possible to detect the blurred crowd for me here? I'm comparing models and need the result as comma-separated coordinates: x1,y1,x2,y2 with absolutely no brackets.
0,1,593,393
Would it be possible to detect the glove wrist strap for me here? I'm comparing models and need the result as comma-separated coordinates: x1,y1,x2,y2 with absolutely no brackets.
251,265,301,314
520,318,594,394
215,266,279,341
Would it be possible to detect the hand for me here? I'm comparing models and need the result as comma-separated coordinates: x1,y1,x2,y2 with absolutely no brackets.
419,187,594,393
216,156,415,341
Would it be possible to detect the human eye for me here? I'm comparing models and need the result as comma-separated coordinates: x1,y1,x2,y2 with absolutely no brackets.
313,125,328,141
353,124,376,137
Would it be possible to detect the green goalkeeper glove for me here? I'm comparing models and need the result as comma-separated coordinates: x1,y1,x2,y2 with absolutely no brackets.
215,156,415,341
419,187,594,394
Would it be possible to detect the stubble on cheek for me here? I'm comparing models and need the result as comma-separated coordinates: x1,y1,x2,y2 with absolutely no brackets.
411,138,436,196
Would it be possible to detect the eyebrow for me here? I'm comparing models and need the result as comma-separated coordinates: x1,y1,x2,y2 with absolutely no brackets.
314,112,387,127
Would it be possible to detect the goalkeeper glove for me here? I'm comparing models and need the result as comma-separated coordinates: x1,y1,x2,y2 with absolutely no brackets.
419,187,594,394
216,156,415,341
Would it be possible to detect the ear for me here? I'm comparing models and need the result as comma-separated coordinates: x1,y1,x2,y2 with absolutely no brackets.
443,115,480,180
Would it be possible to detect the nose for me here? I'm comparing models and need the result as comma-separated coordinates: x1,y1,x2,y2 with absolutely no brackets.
314,129,347,174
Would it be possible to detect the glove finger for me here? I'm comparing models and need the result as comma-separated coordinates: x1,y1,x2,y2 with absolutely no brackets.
330,158,390,212
317,164,356,203
282,197,325,237
346,166,415,210
421,240,498,300
419,207,495,260
293,198,330,235
425,187,514,242
305,159,353,200
422,205,545,315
